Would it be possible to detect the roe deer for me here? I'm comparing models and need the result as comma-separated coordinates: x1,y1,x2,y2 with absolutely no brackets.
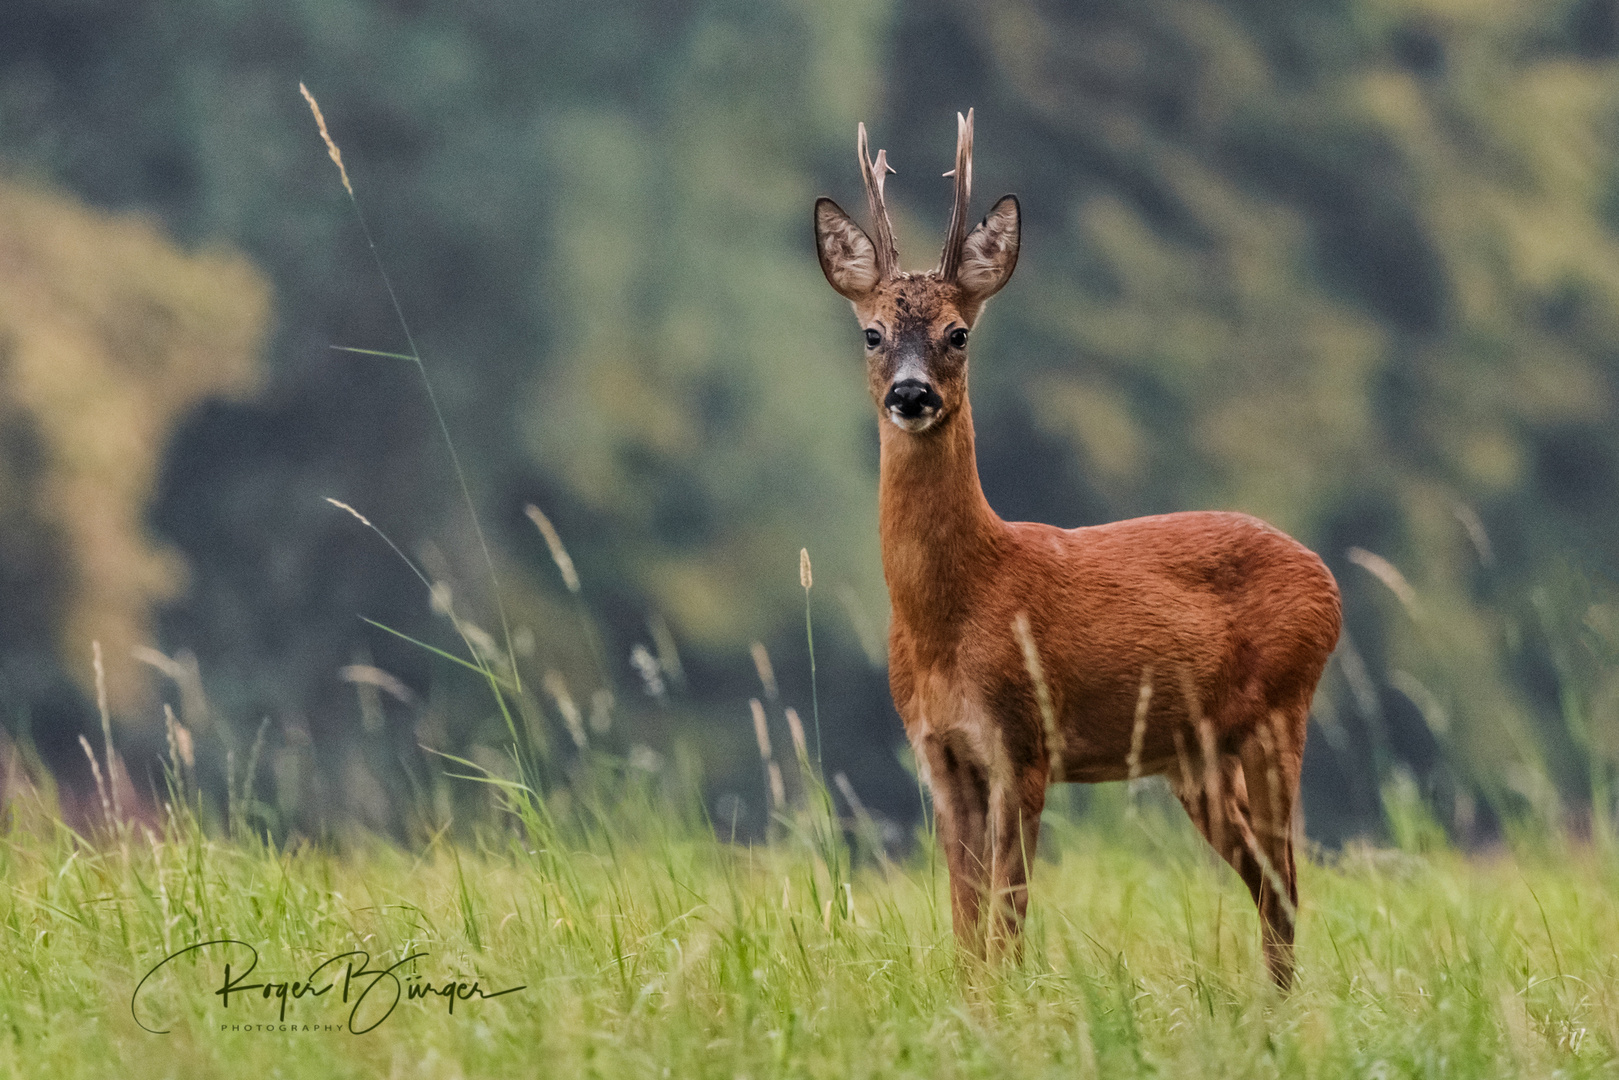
812,111,1341,988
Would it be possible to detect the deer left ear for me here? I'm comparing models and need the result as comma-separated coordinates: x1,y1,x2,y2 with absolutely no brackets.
957,195,1020,305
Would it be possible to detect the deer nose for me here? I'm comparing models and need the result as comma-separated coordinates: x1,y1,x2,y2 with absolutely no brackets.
884,379,941,419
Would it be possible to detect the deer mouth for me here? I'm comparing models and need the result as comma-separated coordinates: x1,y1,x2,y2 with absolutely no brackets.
888,409,941,433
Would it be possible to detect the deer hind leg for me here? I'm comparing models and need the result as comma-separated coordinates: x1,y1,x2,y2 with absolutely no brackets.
924,738,992,959
1169,750,1263,892
1238,709,1303,990
1168,747,1280,967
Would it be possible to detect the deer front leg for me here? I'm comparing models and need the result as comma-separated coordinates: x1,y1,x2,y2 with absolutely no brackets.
923,738,991,958
985,770,1046,961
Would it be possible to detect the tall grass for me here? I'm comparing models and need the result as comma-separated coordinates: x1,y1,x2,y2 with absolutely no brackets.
2,764,1617,1078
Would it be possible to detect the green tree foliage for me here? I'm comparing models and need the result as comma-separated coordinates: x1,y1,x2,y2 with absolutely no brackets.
0,180,266,721
526,2,893,650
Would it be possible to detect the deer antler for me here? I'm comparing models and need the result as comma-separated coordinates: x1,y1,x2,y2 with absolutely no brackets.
937,109,974,282
858,122,900,280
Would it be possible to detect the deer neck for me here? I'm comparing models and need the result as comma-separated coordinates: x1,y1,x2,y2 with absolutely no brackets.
877,394,1006,641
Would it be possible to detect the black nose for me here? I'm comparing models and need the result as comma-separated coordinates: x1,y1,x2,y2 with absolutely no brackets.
884,379,941,418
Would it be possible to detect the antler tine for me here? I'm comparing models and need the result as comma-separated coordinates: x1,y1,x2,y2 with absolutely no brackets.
937,109,974,282
858,122,900,280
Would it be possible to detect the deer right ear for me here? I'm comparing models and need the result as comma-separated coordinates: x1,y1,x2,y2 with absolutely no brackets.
815,198,880,302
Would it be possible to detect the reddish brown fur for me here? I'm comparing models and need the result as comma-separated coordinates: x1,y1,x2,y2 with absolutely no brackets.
814,119,1341,988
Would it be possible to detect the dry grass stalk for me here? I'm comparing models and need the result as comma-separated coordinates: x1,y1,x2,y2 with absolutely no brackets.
1273,709,1302,845
132,646,211,732
525,504,580,595
1244,710,1299,925
78,734,111,826
629,644,666,702
1196,716,1224,860
462,622,503,669
646,614,686,690
543,672,587,749
298,83,353,197
1011,613,1063,781
1127,666,1153,784
784,707,809,764
325,497,372,529
750,642,779,701
91,641,121,820
751,698,785,811
324,499,439,613
767,762,787,811
1179,667,1224,857
1171,725,1194,795
749,698,774,760
163,703,194,774
237,717,271,827
339,664,416,705
1346,546,1420,616
1256,713,1284,841
834,771,897,875
1238,831,1298,927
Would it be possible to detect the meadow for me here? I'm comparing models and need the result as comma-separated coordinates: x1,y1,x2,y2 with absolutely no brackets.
2,753,1616,1080
2,67,1612,1078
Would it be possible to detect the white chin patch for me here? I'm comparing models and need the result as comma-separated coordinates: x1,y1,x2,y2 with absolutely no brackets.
888,408,940,433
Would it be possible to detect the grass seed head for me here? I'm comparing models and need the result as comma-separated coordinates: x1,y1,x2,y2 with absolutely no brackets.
750,697,773,761
299,83,353,197
750,642,778,701
526,504,581,594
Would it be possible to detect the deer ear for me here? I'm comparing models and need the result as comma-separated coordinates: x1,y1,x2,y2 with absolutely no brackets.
957,195,1020,305
815,197,880,301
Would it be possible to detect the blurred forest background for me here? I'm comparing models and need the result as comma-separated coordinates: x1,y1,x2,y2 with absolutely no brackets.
3,0,1619,846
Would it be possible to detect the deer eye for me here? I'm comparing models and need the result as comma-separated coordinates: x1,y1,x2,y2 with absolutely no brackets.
949,328,969,349
864,329,882,349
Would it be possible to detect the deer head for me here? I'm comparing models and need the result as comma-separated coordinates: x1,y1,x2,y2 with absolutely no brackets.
813,110,1020,435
